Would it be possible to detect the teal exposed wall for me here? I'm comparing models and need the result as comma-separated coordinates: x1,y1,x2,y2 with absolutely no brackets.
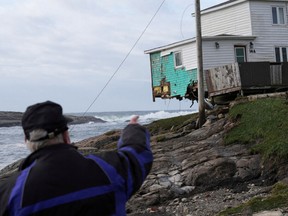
150,52,197,98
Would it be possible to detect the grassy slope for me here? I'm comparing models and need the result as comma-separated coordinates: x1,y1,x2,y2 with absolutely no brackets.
219,97,288,215
225,97,288,160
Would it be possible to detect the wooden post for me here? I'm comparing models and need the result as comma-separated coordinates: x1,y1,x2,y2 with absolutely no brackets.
195,0,205,127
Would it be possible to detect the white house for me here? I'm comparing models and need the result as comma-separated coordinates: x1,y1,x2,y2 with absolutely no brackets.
201,0,288,64
144,0,288,101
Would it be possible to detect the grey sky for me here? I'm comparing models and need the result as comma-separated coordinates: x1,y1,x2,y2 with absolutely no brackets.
0,0,226,113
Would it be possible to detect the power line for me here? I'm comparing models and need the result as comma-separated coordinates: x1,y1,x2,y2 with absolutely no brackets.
82,0,166,116
180,4,193,39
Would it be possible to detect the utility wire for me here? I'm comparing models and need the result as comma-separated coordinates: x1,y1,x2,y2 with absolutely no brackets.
180,4,193,39
81,0,166,117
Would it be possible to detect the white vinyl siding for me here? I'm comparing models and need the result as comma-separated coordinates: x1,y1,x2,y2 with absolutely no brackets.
151,0,288,74
159,42,197,71
182,43,197,70
201,1,252,36
250,1,288,62
202,40,252,70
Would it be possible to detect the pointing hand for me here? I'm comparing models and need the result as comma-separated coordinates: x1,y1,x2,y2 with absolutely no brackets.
129,115,139,124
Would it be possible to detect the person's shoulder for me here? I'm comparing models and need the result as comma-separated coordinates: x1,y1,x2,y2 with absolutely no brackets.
0,170,20,185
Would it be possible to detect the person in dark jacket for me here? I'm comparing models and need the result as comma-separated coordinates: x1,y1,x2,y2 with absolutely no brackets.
0,101,153,216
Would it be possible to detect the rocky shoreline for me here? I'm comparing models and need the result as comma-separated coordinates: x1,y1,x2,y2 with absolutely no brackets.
0,111,105,127
75,99,288,216
1,96,288,215
125,117,280,216
75,102,288,215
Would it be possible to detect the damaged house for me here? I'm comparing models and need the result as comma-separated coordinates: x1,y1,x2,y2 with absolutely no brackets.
144,0,288,103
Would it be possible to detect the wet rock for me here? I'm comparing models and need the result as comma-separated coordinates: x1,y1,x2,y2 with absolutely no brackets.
0,111,22,127
66,115,106,125
76,130,120,150
0,111,104,127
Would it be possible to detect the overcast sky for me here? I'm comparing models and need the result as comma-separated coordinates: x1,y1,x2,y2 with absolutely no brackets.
0,0,226,113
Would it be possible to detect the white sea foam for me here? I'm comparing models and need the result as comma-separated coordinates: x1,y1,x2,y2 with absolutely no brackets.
0,109,196,170
139,110,195,124
93,110,196,124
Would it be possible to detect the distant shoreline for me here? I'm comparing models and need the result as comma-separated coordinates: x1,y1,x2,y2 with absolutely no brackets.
0,111,105,127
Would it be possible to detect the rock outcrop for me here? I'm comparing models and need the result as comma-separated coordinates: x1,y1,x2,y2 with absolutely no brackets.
0,111,105,127
0,112,23,127
125,118,267,215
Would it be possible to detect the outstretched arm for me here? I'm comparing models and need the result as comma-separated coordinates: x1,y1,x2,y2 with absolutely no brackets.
91,116,153,199
117,116,153,197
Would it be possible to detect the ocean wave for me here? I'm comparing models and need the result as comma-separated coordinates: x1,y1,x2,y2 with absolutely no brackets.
93,110,196,125
140,110,195,123
0,142,29,170
0,110,197,170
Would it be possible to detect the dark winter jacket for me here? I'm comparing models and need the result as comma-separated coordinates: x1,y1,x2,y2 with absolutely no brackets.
0,124,153,216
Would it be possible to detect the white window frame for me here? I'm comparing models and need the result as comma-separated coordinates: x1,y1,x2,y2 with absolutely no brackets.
174,51,183,68
275,46,288,62
272,6,285,25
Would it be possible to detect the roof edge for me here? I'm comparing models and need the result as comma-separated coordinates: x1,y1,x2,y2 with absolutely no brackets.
191,0,247,16
144,35,256,54
204,35,256,40
144,38,195,54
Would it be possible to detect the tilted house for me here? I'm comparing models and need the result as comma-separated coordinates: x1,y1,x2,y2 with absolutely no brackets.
144,0,288,102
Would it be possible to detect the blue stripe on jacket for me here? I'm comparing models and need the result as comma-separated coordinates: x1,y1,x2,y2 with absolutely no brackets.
120,147,153,183
87,155,127,216
8,162,35,216
19,185,118,216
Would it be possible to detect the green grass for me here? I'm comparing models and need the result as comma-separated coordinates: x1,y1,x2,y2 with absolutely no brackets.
219,97,288,215
224,98,288,160
218,182,288,216
146,113,197,135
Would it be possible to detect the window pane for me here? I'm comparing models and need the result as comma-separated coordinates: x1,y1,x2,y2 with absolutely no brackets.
282,48,287,62
236,48,244,56
235,47,246,62
279,8,285,24
272,7,278,24
275,47,280,62
175,52,182,67
237,57,245,63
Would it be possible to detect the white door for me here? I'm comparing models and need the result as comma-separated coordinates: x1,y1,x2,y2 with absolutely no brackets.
234,46,247,63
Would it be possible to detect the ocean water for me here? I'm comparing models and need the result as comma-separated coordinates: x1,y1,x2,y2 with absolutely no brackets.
0,110,196,170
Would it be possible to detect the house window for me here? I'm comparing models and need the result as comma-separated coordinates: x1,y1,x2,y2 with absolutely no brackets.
272,6,285,24
275,47,288,62
235,46,246,63
174,51,183,68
